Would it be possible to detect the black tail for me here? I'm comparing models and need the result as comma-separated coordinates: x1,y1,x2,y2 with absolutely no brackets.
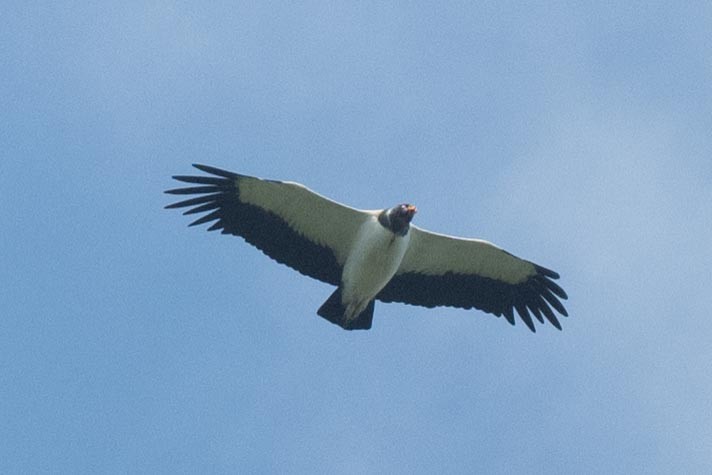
317,288,375,330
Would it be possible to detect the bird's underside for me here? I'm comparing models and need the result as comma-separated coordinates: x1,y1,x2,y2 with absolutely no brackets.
166,164,569,332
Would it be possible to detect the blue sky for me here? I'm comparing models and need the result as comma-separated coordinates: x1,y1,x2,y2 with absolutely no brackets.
2,2,711,473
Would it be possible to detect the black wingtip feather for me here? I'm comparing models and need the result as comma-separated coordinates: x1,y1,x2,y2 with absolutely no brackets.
515,303,536,332
544,278,568,300
529,304,545,324
535,264,560,279
539,302,562,330
183,202,221,215
164,194,222,210
188,210,222,227
549,318,563,331
540,287,569,317
502,306,515,326
207,221,224,232
192,164,239,178
172,175,227,186
165,186,219,195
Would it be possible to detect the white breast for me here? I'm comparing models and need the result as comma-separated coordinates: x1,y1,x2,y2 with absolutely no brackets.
341,217,411,314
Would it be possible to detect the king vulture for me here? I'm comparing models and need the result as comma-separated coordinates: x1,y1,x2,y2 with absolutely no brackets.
165,164,568,332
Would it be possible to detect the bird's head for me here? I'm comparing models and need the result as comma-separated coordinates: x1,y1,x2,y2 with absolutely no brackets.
379,203,417,236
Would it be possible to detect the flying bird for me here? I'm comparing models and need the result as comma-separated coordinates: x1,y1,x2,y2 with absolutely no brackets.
165,165,568,332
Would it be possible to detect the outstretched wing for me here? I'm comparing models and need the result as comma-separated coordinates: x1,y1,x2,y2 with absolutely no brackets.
377,226,568,332
165,164,369,285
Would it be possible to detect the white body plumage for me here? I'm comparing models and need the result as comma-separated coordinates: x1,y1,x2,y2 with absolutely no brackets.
340,216,411,321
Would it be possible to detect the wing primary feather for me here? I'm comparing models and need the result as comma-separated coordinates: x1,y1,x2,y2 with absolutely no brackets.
540,287,569,316
189,210,222,227
192,164,239,178
537,297,562,330
528,303,545,324
543,278,568,299
534,264,560,279
172,175,227,186
207,221,224,232
531,278,569,316
183,202,221,215
514,303,536,332
165,186,218,195
164,194,222,209
502,306,516,326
